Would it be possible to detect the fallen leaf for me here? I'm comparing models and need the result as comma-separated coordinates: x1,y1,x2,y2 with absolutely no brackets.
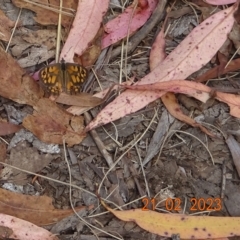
0,121,21,136
86,5,236,131
66,82,125,115
12,0,77,27
161,93,214,137
148,14,213,136
149,22,166,69
1,141,53,184
56,92,103,107
22,98,85,146
0,188,86,226
0,47,43,106
124,80,240,119
196,58,240,83
0,9,15,42
79,27,103,67
216,91,240,118
205,0,236,5
168,6,193,19
0,213,59,240
0,142,6,172
60,0,109,62
22,29,57,51
102,201,240,239
102,0,158,48
0,142,6,159
125,80,211,102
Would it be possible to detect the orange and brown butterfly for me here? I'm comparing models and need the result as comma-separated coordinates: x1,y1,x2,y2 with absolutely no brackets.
39,59,88,95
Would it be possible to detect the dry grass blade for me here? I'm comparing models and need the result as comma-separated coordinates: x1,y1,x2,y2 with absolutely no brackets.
22,0,75,16
155,129,214,166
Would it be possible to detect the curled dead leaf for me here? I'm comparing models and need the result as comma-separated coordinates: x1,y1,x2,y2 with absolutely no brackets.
56,92,103,107
78,27,103,67
23,98,85,146
0,47,43,106
0,188,87,226
0,9,15,42
12,0,77,27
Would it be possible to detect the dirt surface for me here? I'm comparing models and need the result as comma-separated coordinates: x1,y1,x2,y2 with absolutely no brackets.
0,1,240,240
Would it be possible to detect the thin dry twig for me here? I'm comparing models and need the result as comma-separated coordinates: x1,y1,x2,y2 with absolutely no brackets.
84,112,114,167
155,129,215,166
22,0,75,16
5,8,22,52
55,0,63,63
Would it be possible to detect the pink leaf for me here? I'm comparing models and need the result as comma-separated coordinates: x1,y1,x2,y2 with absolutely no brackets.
206,0,236,5
86,5,236,131
124,80,240,119
124,80,212,102
102,0,157,49
149,27,166,70
0,214,58,240
61,0,109,62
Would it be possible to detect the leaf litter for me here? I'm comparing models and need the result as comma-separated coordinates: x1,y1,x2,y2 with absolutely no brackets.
1,0,240,239
86,4,236,130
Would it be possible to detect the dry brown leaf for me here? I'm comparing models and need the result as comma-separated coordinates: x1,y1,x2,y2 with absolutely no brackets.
12,0,77,27
168,6,193,19
191,0,211,7
0,121,21,136
1,141,53,184
22,29,57,50
22,98,85,146
0,47,43,106
56,92,104,107
161,93,214,137
0,142,6,172
9,28,56,67
79,27,103,67
0,188,87,226
67,82,129,115
0,9,15,42
196,58,240,83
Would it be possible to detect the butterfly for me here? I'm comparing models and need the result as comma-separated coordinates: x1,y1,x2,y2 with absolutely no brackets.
39,59,88,95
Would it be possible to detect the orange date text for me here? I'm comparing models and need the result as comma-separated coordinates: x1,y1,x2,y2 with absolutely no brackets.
165,197,222,211
141,197,222,211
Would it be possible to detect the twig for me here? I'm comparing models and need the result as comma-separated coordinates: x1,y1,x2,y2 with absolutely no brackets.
5,8,22,52
84,112,114,167
55,0,63,63
221,160,226,199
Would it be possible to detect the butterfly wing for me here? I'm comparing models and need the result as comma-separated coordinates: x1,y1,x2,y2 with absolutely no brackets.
39,63,62,94
65,63,88,94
